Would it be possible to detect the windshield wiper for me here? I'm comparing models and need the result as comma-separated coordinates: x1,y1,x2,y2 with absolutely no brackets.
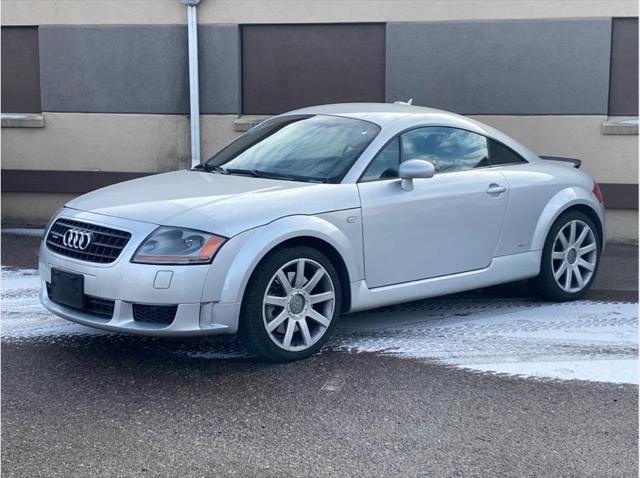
224,168,259,177
224,168,328,183
192,163,228,174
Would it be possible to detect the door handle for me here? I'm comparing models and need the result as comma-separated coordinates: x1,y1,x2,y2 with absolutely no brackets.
486,184,507,195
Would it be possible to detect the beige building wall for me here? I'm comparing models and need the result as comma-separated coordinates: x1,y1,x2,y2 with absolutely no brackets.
3,112,638,242
472,116,639,184
1,113,239,173
2,0,638,25
0,114,241,225
4,113,637,184
606,210,639,243
2,192,77,225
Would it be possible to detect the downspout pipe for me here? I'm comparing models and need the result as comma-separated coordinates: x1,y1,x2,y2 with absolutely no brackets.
180,0,202,167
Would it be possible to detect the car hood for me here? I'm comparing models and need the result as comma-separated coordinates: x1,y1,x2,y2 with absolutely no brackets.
66,170,360,237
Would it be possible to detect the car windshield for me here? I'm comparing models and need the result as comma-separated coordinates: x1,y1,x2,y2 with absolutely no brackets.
205,114,380,183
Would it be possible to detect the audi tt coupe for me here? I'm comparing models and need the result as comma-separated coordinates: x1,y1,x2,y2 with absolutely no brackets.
39,103,604,361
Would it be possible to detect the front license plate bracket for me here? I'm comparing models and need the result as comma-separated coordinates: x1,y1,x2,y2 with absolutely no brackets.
50,268,84,309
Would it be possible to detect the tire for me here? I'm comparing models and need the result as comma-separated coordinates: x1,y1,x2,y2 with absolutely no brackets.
536,210,601,301
239,246,342,362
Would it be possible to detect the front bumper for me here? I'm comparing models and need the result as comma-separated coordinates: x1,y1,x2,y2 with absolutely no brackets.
39,209,241,337
39,286,240,337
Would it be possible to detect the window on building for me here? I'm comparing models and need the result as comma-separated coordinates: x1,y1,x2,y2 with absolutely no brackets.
488,138,527,166
609,18,638,116
1,26,41,113
241,24,385,115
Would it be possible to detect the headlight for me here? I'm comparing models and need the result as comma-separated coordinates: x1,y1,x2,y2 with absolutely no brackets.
132,227,226,265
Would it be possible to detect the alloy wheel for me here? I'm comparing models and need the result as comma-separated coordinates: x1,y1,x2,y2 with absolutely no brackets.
551,220,597,293
262,258,336,352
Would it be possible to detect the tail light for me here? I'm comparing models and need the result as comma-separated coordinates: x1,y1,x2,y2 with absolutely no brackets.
592,182,604,203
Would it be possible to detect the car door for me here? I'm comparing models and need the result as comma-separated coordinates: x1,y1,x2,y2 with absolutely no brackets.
357,126,509,288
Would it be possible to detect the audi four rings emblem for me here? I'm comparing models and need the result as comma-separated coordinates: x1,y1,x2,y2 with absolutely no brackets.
62,229,94,250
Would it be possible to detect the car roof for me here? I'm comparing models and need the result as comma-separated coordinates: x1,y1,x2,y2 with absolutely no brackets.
282,102,451,127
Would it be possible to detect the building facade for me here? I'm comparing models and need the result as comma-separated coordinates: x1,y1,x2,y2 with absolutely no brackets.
2,0,638,241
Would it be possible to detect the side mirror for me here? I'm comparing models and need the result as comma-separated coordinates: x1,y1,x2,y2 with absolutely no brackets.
398,159,435,191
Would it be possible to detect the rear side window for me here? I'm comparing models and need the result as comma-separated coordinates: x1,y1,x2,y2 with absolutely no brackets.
488,139,527,166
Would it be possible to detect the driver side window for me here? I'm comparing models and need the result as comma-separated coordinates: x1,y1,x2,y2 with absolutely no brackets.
401,127,489,173
360,137,400,182
360,126,489,182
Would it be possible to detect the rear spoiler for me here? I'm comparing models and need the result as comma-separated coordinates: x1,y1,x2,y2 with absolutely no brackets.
539,155,581,168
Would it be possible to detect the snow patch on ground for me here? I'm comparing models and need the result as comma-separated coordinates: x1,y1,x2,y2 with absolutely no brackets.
334,300,638,384
2,267,638,384
1,268,106,339
465,359,638,383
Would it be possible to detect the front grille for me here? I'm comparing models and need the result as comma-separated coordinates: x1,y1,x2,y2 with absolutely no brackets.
46,218,131,264
132,304,178,325
46,283,115,319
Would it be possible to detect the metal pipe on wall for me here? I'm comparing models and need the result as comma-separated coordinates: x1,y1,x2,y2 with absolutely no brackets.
180,0,202,167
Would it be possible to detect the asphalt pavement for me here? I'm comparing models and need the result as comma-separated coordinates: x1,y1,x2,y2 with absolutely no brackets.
1,231,638,477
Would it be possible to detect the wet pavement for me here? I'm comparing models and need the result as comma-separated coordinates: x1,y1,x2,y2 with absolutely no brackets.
1,231,638,477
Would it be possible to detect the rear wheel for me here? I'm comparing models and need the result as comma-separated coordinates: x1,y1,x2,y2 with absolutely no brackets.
239,246,341,361
536,210,601,301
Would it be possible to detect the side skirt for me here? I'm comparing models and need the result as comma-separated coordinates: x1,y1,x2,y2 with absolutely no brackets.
348,251,541,313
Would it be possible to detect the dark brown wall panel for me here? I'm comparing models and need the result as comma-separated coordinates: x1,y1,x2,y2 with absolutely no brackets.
1,27,41,113
600,183,638,210
609,18,639,116
242,24,385,114
1,170,154,194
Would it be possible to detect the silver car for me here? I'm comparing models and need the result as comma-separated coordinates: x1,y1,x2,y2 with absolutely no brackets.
39,103,605,361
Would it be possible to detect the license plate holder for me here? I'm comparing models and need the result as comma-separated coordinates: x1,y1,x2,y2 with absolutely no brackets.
50,268,84,309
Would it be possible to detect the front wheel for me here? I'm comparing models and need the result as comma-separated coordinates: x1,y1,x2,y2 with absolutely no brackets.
536,210,601,301
239,246,341,362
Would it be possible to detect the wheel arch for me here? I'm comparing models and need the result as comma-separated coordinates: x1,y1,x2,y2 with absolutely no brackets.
531,188,605,252
563,204,604,246
212,215,361,313
534,203,603,301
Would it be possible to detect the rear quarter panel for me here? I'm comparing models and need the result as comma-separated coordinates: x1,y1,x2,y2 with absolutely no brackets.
495,161,603,256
